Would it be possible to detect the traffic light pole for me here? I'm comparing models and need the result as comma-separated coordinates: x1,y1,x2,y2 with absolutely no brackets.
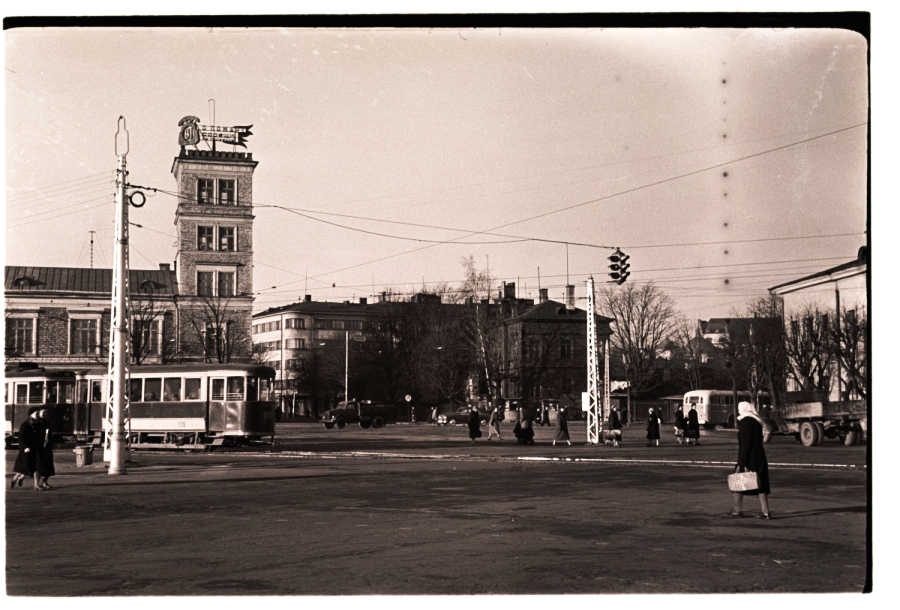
585,276,601,445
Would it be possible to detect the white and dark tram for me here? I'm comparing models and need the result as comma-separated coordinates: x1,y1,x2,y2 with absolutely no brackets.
5,363,277,450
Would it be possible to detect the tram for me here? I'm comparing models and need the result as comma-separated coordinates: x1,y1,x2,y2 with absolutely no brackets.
5,363,277,450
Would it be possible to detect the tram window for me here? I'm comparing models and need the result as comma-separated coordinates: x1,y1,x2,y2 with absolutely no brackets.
47,382,58,404
247,376,259,401
164,378,182,401
211,378,225,401
260,378,274,401
129,378,143,402
29,381,44,404
16,384,28,404
227,376,244,401
185,378,201,400
91,380,103,402
144,378,162,402
59,381,74,403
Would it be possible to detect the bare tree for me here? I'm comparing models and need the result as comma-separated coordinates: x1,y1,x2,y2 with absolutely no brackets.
597,282,679,396
671,317,705,390
784,304,834,396
180,294,250,363
833,306,867,400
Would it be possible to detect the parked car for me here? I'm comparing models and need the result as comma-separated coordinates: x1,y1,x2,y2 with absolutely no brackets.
321,400,401,429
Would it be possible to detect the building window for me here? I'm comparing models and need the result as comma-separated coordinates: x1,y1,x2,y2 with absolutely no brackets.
219,226,236,252
197,178,214,205
218,179,236,205
285,318,305,330
5,316,35,355
197,271,215,297
218,271,235,297
132,318,161,357
70,317,99,355
285,338,306,350
197,267,237,298
198,226,214,250
560,337,573,361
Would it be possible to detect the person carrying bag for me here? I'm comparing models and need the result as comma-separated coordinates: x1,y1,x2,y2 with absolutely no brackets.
728,401,772,519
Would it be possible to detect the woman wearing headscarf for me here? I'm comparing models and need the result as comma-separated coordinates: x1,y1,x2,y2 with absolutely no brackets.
731,401,772,519
11,410,41,489
36,409,56,489
467,404,482,443
646,408,661,447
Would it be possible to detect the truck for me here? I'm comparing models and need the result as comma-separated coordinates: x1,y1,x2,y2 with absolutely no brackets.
320,400,401,429
764,391,866,447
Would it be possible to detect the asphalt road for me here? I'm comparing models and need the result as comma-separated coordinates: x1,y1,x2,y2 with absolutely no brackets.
5,422,869,596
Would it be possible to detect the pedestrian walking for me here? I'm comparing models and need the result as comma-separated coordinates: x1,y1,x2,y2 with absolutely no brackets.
430,405,438,424
674,407,687,446
487,405,503,440
608,406,623,447
11,410,41,490
36,409,56,489
730,401,772,519
467,404,482,443
539,403,551,427
553,405,571,446
686,405,701,446
513,407,535,445
646,408,661,447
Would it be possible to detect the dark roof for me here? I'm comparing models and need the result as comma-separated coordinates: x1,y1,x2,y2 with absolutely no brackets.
511,299,614,324
5,266,177,296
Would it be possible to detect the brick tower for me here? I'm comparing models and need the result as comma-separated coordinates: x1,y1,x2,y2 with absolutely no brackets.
171,119,258,362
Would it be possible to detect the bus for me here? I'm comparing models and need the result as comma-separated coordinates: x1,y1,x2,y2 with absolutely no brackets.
681,389,765,428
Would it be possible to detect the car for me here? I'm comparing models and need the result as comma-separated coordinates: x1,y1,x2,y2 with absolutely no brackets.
437,406,487,426
321,406,359,429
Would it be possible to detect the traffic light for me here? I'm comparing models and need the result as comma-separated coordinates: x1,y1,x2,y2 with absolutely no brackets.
608,248,631,284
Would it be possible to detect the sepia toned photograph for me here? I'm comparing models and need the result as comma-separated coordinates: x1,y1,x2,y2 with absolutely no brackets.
4,11,872,600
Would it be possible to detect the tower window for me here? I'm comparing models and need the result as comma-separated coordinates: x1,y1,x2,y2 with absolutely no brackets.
197,179,214,205
219,226,236,251
197,267,237,298
218,179,236,205
198,226,214,250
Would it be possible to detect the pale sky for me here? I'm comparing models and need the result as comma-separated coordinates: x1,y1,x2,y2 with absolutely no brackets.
4,23,868,321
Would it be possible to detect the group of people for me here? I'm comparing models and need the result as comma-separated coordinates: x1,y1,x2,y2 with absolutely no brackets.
673,405,701,446
11,408,56,490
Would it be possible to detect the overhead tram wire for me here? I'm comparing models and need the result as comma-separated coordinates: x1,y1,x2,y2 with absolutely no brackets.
255,122,866,291
128,122,866,294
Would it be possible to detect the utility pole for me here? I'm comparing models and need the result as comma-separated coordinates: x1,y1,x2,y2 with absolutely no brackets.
89,230,96,268
344,330,350,403
105,116,131,474
585,276,601,444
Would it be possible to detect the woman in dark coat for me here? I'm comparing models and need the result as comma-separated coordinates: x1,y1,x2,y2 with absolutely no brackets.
686,405,701,446
646,408,661,446
36,409,56,488
608,407,623,447
11,410,41,489
731,401,771,519
553,405,571,446
467,406,482,442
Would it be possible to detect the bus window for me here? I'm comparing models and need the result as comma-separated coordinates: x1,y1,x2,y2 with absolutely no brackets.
185,378,201,400
144,378,162,402
247,376,259,401
226,377,244,401
129,379,143,402
163,378,182,401
28,381,44,404
211,378,225,401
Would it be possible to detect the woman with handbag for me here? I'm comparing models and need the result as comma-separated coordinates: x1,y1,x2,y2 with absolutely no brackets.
730,401,772,519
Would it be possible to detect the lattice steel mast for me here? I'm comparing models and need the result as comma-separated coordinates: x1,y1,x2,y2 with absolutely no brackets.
105,116,131,474
585,276,601,445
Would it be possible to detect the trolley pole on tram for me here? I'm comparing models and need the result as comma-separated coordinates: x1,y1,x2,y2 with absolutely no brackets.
105,116,131,475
